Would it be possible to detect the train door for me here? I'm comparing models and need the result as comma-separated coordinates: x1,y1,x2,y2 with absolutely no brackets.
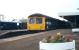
35,17,45,30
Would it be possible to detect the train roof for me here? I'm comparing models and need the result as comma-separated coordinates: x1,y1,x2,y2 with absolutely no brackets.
28,13,65,21
28,13,49,17
28,13,44,17
28,13,57,19
0,21,18,23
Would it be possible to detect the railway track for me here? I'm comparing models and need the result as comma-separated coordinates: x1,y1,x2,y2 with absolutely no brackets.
0,29,33,39
0,31,30,39
0,29,27,33
0,29,44,39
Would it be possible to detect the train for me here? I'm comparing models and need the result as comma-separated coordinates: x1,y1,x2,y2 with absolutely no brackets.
0,13,71,30
27,13,71,31
0,22,26,30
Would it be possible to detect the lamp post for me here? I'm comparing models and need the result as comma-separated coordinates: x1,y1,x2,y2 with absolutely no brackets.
75,16,76,28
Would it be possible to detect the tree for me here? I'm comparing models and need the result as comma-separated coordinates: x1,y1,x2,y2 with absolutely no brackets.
19,19,27,23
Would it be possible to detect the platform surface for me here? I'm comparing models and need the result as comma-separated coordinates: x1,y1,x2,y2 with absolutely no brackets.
0,29,78,50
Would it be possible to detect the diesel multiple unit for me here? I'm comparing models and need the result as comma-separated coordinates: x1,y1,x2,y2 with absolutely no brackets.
27,13,71,31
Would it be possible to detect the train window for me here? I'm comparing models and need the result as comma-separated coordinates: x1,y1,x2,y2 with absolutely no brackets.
17,23,19,26
36,18,42,24
46,22,51,25
29,18,35,24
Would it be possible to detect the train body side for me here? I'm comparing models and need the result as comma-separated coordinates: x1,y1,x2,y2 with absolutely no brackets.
45,17,57,30
27,13,72,31
27,14,59,31
0,22,27,30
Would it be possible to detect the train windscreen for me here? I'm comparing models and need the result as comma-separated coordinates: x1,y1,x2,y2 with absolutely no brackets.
29,18,35,24
36,18,42,24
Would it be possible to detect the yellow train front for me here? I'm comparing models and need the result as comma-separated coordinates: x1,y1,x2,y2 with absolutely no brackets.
27,14,45,31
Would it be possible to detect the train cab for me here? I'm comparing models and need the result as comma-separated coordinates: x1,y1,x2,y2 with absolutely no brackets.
27,14,45,31
27,13,71,31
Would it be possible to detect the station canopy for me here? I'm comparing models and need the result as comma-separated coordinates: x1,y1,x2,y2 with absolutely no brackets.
58,12,79,27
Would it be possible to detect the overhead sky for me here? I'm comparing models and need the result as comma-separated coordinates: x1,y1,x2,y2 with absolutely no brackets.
0,0,79,21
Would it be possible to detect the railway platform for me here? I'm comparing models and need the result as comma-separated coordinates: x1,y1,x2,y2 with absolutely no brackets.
0,29,78,50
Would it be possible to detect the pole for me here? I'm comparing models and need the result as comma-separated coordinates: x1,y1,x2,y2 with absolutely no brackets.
75,16,76,28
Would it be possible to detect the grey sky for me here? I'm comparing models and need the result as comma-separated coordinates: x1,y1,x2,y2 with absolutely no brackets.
0,0,79,21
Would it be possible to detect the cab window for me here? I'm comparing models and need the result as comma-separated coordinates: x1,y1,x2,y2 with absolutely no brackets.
36,18,42,24
29,18,35,24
